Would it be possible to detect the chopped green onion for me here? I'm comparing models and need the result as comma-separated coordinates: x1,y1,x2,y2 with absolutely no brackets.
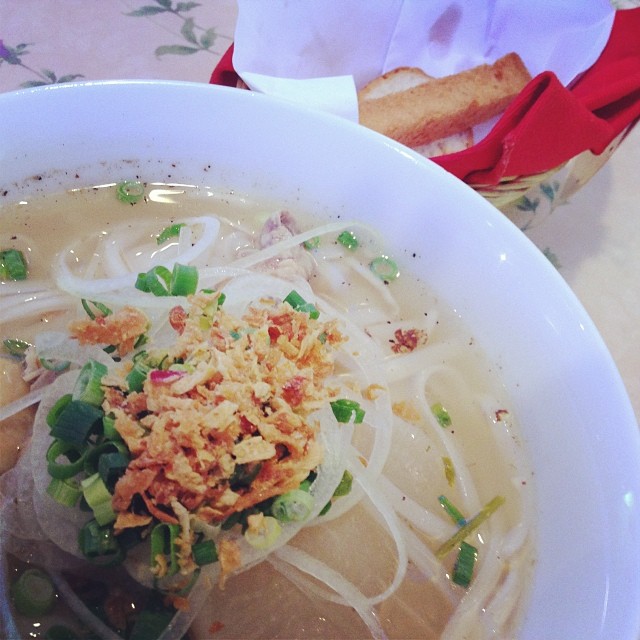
157,223,185,245
83,439,129,475
431,402,452,428
10,568,56,617
169,263,199,296
316,470,354,517
135,265,172,296
436,495,505,560
39,357,71,372
102,413,120,441
0,248,28,281
283,290,320,320
369,256,399,281
129,608,174,640
81,299,112,320
150,523,180,577
49,400,104,446
303,236,320,250
72,359,108,406
126,359,151,392
452,541,478,588
133,333,149,350
271,489,315,523
330,399,365,424
46,438,87,480
442,456,455,487
244,515,282,549
46,477,82,507
220,510,242,531
97,451,129,491
45,624,81,640
81,473,115,525
192,539,218,566
438,495,467,526
3,338,32,358
332,469,354,497
46,393,73,429
136,263,198,297
116,180,145,204
337,230,358,250
78,519,123,565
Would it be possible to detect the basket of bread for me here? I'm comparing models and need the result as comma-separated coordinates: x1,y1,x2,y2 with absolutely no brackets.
211,2,640,229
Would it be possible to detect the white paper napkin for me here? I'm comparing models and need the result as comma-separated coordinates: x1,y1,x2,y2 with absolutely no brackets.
232,0,615,123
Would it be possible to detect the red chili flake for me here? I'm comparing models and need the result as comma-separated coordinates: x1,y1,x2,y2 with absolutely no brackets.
269,313,294,339
169,305,187,334
239,415,257,435
208,621,225,635
390,328,428,354
495,409,510,422
282,375,306,407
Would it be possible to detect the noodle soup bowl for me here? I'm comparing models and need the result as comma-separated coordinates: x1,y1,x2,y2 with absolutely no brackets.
1,81,639,639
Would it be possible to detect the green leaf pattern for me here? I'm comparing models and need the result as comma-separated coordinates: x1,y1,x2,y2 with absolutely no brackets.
125,0,224,58
0,40,85,88
1,0,229,89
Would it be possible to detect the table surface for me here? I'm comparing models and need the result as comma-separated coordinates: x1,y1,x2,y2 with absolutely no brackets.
2,1,639,424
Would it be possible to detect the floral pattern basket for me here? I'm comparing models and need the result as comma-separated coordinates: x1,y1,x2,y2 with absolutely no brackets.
480,125,635,230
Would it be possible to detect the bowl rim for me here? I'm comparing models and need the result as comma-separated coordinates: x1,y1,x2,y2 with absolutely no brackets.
1,79,640,639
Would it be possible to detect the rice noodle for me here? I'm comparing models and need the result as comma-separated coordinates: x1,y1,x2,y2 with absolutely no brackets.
353,473,408,606
96,216,221,278
0,279,52,295
397,520,458,603
0,291,74,323
0,189,535,639
0,385,44,422
411,369,483,515
227,219,380,271
376,474,453,541
50,572,123,640
272,546,388,640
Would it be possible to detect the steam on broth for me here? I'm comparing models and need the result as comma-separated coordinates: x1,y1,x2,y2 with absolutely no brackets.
0,182,535,639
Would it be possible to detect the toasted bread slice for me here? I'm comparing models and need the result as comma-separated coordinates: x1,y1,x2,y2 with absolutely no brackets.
358,52,531,150
359,67,474,156
359,66,432,100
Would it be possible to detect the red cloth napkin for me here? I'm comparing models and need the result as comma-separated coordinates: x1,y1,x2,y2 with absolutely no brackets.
210,8,640,186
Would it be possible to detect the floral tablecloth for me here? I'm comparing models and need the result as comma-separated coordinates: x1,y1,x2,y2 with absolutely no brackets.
1,0,639,422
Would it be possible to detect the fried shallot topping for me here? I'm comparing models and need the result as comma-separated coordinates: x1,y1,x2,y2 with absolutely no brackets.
105,291,345,575
69,305,149,356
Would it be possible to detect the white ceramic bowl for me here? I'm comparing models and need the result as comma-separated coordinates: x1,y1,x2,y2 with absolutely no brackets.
1,81,640,639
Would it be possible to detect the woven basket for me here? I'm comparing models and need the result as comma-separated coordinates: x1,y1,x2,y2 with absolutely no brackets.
479,123,635,231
